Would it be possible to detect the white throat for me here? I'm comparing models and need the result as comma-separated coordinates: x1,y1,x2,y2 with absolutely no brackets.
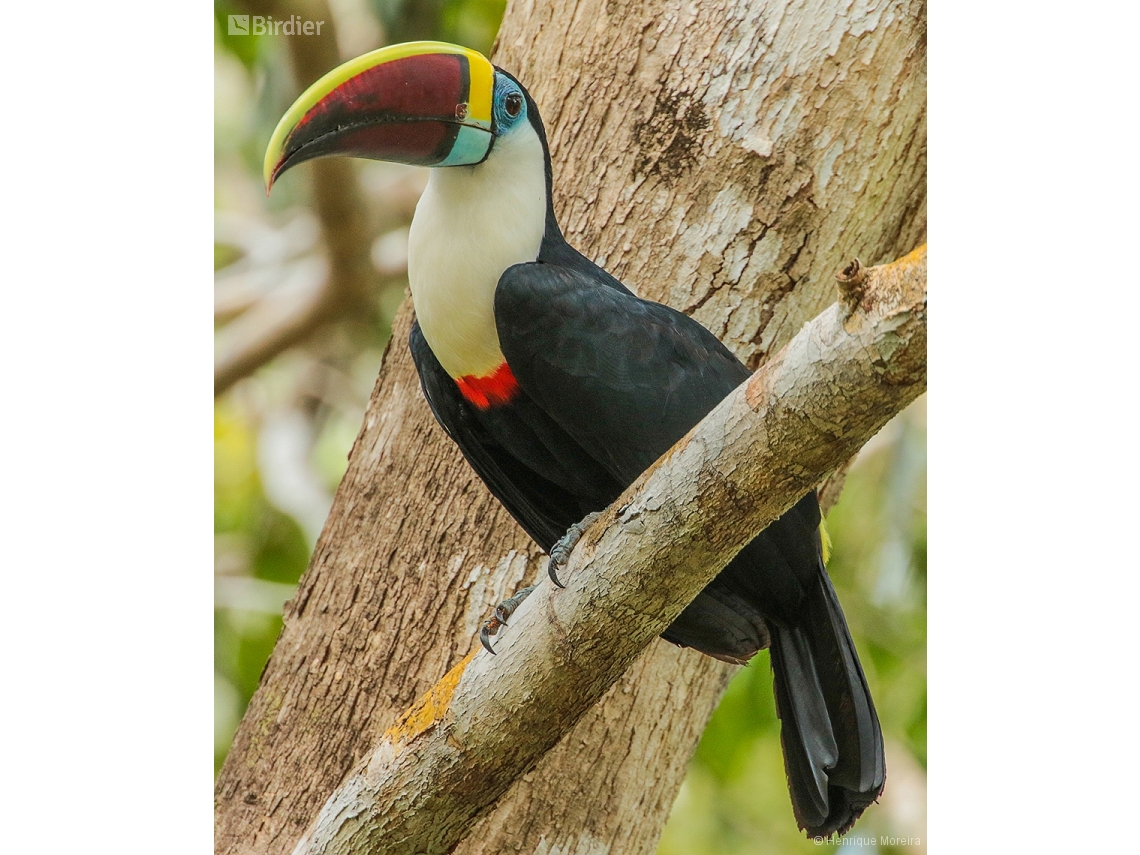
407,122,547,379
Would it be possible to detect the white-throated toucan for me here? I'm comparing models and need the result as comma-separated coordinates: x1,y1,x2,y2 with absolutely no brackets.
265,41,885,838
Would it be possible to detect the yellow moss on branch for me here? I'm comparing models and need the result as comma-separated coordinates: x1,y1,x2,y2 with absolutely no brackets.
381,650,477,751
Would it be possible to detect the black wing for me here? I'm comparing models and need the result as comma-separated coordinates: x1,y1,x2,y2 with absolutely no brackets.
410,321,584,548
495,261,750,484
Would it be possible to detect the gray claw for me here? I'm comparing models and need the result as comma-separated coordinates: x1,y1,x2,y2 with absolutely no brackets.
547,555,566,589
479,585,537,654
548,512,603,588
480,625,497,655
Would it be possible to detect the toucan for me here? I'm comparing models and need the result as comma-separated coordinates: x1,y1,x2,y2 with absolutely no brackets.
264,41,885,838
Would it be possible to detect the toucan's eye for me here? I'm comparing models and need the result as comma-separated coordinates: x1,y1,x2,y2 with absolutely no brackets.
505,92,523,117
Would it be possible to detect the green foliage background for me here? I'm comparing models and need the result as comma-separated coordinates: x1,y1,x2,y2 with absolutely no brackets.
214,3,926,852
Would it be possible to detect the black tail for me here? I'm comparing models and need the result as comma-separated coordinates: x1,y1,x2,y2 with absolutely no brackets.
769,564,885,838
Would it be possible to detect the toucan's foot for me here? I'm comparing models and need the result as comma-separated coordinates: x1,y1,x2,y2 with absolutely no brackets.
547,512,603,588
479,585,537,654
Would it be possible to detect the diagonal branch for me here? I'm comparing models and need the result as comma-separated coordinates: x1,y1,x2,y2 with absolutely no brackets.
291,245,927,855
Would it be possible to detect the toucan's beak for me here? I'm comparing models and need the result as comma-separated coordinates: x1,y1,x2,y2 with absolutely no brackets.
264,41,496,193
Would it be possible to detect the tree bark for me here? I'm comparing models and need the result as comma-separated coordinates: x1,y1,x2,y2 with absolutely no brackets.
213,1,926,853
291,247,925,855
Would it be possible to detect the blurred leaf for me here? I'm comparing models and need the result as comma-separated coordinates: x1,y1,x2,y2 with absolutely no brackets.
368,0,506,55
214,609,285,771
215,242,244,271
440,0,507,55
214,404,260,533
215,1,267,69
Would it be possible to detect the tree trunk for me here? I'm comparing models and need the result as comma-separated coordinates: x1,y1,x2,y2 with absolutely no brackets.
292,248,926,855
213,0,926,852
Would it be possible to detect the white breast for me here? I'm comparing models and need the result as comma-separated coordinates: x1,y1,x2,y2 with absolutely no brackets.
407,122,548,380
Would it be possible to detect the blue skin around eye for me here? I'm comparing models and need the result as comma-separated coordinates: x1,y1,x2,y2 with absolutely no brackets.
492,77,527,133
439,76,526,166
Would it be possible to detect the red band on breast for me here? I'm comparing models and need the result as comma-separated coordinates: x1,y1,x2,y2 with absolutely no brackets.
455,362,520,409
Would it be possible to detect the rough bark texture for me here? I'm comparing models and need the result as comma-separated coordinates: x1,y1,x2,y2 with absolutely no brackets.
213,1,926,853
291,248,926,855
